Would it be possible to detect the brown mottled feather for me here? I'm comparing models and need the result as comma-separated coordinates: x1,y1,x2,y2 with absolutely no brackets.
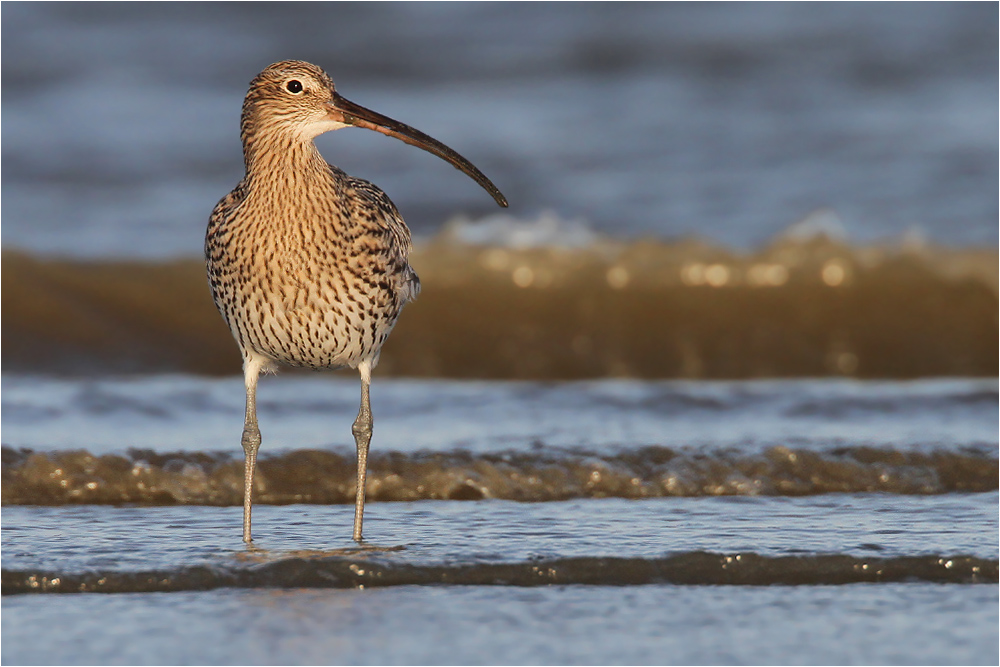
206,61,419,374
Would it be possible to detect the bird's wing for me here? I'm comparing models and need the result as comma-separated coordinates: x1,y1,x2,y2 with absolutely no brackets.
342,173,420,303
206,181,249,250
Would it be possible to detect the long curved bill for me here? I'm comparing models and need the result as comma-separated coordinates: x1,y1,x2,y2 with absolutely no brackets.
327,92,508,208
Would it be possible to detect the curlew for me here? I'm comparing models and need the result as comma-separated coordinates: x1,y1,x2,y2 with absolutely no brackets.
206,60,507,543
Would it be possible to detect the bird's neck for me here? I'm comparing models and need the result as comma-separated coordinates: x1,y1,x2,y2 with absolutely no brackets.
242,132,332,191
237,131,350,244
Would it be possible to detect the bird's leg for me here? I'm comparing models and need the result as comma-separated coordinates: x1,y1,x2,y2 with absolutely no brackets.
352,366,373,542
241,364,262,544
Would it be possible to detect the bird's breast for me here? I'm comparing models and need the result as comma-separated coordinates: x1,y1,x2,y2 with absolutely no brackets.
209,213,414,371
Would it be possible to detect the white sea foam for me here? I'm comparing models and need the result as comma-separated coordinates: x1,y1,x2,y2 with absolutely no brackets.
436,211,601,249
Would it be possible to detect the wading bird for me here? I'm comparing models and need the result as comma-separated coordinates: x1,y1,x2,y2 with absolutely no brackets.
206,60,507,543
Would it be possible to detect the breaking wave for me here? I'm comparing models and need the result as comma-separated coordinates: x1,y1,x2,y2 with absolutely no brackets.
3,444,995,506
2,218,996,378
3,551,995,595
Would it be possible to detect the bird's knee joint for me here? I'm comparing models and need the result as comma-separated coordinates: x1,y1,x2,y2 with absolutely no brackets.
352,421,372,440
242,427,261,453
352,411,372,441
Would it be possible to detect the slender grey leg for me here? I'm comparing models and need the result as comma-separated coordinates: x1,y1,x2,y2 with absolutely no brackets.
241,365,262,543
352,371,373,542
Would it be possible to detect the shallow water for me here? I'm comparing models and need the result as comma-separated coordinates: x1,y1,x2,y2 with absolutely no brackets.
3,494,998,662
4,375,996,454
3,494,998,578
4,584,998,666
2,376,997,663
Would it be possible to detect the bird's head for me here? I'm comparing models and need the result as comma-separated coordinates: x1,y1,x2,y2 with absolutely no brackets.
243,60,345,140
242,60,507,207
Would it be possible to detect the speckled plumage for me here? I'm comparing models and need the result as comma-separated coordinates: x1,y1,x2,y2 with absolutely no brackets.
207,62,419,376
206,60,505,544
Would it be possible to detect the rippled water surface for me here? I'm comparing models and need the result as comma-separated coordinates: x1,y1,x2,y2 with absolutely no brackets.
4,585,997,666
3,493,998,573
4,375,995,454
3,376,998,664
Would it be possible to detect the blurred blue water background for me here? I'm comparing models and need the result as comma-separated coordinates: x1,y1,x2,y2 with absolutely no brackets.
2,2,997,258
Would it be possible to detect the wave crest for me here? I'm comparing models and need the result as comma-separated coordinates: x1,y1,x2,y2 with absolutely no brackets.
3,552,995,595
3,223,996,377
3,445,995,506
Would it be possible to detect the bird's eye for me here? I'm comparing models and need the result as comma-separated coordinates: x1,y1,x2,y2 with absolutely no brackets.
286,80,303,94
